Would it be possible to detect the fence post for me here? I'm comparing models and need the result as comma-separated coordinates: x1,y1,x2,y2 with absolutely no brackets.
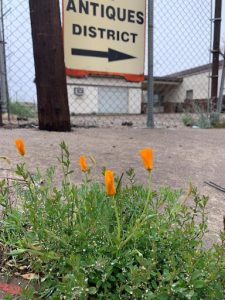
0,24,5,125
0,0,9,123
147,0,154,128
29,0,71,131
211,0,222,101
217,49,225,113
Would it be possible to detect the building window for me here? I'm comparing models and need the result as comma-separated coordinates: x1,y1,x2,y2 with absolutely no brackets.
154,94,159,104
159,95,164,106
186,90,193,100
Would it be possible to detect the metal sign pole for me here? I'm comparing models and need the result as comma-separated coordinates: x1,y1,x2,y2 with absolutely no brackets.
147,0,154,128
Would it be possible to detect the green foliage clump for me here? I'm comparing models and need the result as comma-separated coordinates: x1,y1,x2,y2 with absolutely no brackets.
182,112,212,129
209,113,225,128
182,114,195,127
213,121,225,128
209,112,220,127
9,101,36,119
0,143,225,299
196,114,211,129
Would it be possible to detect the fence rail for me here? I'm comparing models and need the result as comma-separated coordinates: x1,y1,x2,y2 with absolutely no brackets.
0,0,223,129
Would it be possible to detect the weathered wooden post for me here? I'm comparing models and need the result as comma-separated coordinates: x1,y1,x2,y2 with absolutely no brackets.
29,0,71,131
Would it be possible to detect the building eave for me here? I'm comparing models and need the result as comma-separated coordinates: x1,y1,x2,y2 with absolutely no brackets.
167,60,223,77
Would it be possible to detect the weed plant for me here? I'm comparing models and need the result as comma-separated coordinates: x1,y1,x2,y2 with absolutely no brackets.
9,102,36,119
182,114,195,127
0,143,225,299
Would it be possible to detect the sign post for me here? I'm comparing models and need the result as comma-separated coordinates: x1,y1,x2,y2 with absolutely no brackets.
63,0,146,82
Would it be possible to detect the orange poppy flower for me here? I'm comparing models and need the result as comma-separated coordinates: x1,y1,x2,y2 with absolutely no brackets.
139,148,153,171
105,170,116,196
15,139,25,156
79,155,88,172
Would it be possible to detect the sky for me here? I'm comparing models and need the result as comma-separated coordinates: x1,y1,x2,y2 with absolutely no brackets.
2,0,225,102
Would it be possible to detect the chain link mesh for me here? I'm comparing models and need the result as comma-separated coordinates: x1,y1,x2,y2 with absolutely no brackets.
149,0,214,128
1,0,218,128
3,0,36,123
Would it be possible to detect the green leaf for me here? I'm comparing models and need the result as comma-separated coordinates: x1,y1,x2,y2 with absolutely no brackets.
185,290,195,299
157,293,170,300
3,295,13,300
88,287,97,295
194,280,205,289
8,248,28,256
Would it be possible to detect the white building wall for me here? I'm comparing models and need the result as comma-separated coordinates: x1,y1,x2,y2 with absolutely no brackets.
128,89,142,114
218,67,225,96
164,67,224,103
68,85,98,114
67,76,142,114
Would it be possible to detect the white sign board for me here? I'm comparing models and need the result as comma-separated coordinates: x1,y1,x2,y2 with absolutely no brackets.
63,0,146,81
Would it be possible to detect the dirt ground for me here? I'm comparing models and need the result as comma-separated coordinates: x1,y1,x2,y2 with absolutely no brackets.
0,127,225,248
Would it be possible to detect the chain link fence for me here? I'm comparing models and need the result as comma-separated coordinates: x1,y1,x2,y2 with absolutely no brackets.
1,0,222,129
150,0,215,128
2,0,37,125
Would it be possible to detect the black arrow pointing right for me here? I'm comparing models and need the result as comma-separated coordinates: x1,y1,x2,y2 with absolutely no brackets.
71,48,136,62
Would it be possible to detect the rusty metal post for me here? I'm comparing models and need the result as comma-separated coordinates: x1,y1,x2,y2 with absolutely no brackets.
211,0,222,102
29,0,71,131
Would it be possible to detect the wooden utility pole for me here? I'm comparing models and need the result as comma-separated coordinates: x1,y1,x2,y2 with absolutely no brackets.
211,0,222,101
29,0,71,131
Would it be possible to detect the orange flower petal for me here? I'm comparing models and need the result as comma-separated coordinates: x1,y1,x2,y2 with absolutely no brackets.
15,139,25,156
105,170,116,196
139,148,153,171
79,155,88,172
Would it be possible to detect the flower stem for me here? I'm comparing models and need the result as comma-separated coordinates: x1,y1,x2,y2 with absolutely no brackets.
119,171,152,249
113,197,121,244
141,171,152,216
